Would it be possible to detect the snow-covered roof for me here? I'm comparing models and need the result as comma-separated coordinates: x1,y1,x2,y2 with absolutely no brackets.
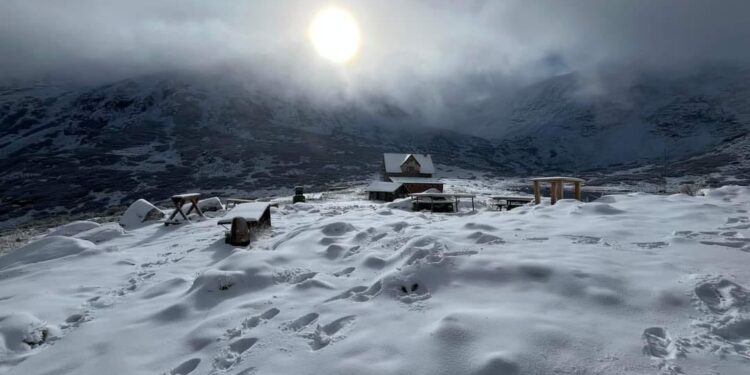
531,176,585,183
388,177,443,184
365,181,403,193
228,202,271,221
383,153,435,174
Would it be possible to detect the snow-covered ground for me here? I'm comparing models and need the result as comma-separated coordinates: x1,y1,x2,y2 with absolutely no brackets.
1,184,750,375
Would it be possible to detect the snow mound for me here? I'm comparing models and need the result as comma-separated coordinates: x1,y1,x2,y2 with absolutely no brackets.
594,195,618,204
0,312,59,353
385,198,412,210
72,223,125,243
578,202,626,215
46,220,100,237
0,236,97,269
119,199,164,228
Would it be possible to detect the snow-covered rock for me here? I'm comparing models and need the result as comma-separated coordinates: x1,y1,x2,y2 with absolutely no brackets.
119,199,164,228
0,312,60,353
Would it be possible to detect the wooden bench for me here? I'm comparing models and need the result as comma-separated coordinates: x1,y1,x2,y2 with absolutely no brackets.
165,193,204,225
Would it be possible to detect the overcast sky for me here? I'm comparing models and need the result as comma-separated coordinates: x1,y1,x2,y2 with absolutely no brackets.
1,0,749,105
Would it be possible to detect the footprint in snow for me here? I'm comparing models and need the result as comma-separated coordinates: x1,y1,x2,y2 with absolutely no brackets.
397,282,431,304
642,327,684,360
243,307,281,329
167,358,200,375
305,315,357,351
332,266,355,277
694,278,749,314
282,312,319,332
724,216,750,229
324,281,382,303
633,241,669,249
213,308,276,371
213,337,259,370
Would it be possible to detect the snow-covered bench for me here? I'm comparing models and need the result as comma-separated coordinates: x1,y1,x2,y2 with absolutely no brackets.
217,202,272,246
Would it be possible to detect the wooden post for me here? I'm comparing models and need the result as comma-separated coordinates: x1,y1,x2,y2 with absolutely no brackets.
550,182,558,205
533,180,541,205
558,180,565,200
574,182,582,201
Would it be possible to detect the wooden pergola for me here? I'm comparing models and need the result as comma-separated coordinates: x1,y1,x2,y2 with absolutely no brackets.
531,177,585,205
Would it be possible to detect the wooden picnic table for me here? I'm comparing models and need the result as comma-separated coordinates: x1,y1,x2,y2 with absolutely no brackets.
489,196,534,211
164,193,204,225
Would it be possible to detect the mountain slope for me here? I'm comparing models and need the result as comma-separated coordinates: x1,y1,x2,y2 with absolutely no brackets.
2,67,749,228
474,67,750,169
0,74,519,228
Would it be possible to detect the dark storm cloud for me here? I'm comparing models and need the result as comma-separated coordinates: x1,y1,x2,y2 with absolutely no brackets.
1,0,748,100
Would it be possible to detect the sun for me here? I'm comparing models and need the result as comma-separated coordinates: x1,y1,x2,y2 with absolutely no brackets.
309,7,361,64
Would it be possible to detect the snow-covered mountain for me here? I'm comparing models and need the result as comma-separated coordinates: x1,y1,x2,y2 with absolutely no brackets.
1,67,749,227
0,73,511,228
472,66,750,170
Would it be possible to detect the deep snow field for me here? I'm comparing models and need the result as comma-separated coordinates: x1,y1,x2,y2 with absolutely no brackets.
1,184,750,375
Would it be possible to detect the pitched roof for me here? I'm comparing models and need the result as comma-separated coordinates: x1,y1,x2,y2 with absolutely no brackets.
402,154,421,165
383,153,435,174
365,181,403,193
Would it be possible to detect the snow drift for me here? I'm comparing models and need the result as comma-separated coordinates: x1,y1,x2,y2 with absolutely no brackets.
0,184,749,374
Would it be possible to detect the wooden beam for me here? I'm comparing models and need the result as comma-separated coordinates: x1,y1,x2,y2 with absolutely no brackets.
574,181,582,201
559,180,565,200
533,180,541,205
550,182,558,205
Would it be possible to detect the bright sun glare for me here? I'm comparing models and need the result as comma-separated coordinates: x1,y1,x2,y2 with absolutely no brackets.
309,8,361,64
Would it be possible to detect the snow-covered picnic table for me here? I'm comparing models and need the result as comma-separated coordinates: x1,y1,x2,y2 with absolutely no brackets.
164,193,204,225
489,195,534,210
